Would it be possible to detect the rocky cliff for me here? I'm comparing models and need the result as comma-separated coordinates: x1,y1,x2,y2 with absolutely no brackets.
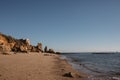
0,33,14,54
0,32,43,54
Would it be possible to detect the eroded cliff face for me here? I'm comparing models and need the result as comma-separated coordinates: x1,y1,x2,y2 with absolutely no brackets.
0,32,57,54
0,32,43,54
0,33,13,53
12,39,30,52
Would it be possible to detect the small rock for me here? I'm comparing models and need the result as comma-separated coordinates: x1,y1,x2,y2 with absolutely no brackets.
2,52,11,55
61,69,64,71
79,64,82,65
63,72,73,78
44,54,49,56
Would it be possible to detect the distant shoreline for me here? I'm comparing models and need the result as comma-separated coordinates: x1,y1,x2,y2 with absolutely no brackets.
61,52,120,54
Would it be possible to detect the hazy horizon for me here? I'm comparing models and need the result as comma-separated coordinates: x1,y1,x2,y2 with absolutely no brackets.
1,0,120,52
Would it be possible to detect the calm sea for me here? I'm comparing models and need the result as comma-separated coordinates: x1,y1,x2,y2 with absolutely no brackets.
61,53,120,80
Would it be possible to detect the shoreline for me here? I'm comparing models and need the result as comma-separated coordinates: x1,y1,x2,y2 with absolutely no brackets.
57,54,89,79
61,53,120,80
0,52,88,80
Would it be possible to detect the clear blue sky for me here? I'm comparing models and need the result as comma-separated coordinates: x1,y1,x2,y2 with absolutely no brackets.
0,0,120,52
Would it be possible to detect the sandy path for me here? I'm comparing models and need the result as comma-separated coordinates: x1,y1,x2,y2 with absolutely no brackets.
0,53,87,80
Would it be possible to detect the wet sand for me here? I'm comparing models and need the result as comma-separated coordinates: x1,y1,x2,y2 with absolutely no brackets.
0,52,88,80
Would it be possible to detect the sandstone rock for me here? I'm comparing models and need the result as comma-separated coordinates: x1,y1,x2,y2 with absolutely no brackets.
0,45,4,52
0,32,46,53
26,39,30,45
11,39,31,52
36,43,43,52
0,33,8,45
31,46,37,52
44,46,48,52
27,45,33,51
0,44,11,54
20,45,28,52
37,43,42,49
9,42,15,49
48,49,55,53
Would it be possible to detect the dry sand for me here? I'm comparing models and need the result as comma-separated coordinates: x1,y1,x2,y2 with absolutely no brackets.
0,52,88,80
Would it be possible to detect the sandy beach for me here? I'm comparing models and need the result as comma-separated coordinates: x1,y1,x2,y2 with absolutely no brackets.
0,53,88,80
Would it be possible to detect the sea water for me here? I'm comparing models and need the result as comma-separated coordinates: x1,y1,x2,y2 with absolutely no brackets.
61,53,120,80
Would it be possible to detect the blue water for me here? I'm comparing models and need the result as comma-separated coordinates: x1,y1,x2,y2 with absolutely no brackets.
61,53,120,80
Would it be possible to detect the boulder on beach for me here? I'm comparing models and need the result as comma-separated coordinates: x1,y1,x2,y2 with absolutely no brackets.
63,72,73,78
